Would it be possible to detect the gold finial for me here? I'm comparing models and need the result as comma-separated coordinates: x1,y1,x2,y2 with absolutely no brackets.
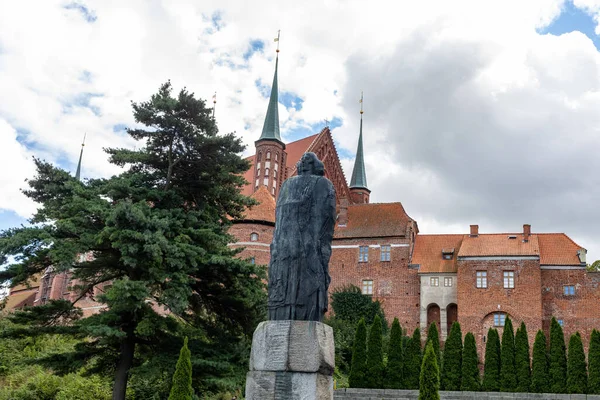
82,132,86,147
274,30,280,53
212,92,217,119
359,91,364,115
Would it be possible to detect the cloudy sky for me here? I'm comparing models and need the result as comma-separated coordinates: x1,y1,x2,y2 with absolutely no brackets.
1,0,600,261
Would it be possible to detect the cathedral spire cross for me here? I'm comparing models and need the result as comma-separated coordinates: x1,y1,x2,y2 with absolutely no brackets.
349,92,368,191
75,133,86,181
257,30,283,144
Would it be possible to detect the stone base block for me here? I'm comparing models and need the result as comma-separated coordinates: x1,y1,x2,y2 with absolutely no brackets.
249,320,335,375
245,370,333,400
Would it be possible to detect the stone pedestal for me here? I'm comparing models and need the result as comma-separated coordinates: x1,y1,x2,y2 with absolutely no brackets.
245,320,335,400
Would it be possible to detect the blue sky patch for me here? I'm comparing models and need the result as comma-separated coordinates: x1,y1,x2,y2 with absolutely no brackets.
279,92,304,111
284,117,344,144
0,210,29,232
63,3,97,23
64,92,103,116
79,70,93,83
112,124,127,133
243,39,264,60
539,0,600,50
204,11,224,34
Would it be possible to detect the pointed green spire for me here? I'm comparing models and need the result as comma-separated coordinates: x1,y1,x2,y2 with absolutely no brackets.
75,133,86,181
350,94,368,190
259,54,282,142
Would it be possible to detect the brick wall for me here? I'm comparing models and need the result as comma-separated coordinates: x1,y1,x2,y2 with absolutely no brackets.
229,222,274,267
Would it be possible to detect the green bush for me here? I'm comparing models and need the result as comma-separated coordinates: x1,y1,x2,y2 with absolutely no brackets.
549,318,567,393
384,318,403,389
365,315,384,388
441,321,462,391
531,329,549,393
567,332,587,394
56,374,112,400
426,322,440,368
168,337,194,400
404,328,422,389
482,328,501,391
461,332,480,391
419,340,440,400
500,317,516,392
589,329,600,394
514,322,531,392
349,318,368,388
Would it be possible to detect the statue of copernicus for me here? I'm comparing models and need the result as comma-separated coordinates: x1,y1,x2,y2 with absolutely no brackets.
267,152,337,322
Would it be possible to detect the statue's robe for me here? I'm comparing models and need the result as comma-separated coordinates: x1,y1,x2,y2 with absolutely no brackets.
267,174,336,322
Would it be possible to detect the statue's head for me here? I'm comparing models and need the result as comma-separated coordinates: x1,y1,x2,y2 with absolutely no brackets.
297,152,325,176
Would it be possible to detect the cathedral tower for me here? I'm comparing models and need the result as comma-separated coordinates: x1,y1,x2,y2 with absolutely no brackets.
349,93,370,204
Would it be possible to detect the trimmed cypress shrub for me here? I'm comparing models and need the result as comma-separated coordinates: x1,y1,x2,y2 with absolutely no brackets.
567,332,587,394
531,329,549,393
168,337,193,400
589,329,600,394
349,318,368,388
404,327,422,389
441,321,462,391
427,322,441,368
482,328,501,391
384,318,404,389
365,314,384,388
419,340,440,400
514,322,531,392
500,317,517,392
461,332,480,391
549,317,567,393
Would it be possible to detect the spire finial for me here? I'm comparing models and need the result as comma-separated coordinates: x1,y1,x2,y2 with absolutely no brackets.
75,133,86,181
360,91,364,115
275,30,280,54
212,91,216,119
258,31,283,143
350,93,368,191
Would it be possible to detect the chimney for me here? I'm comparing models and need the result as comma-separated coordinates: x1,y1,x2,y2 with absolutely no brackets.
470,224,479,237
337,198,349,227
523,224,531,242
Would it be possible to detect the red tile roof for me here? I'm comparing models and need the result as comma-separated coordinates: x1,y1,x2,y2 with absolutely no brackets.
457,233,540,257
240,186,276,224
412,234,464,273
538,233,584,265
334,202,413,239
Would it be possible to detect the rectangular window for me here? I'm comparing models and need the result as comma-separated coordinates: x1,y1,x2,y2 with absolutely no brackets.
563,285,575,296
359,246,369,262
380,245,391,262
250,257,255,265
558,319,564,327
504,271,515,289
430,277,439,287
362,280,373,295
444,277,452,287
476,271,487,288
494,313,506,327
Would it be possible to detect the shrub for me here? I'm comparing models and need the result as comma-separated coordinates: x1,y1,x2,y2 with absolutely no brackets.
460,332,480,391
168,337,194,400
482,328,501,391
365,315,384,388
426,322,441,367
531,329,549,393
500,317,516,392
549,318,567,393
384,318,403,389
567,332,587,394
403,327,422,389
441,321,462,391
349,318,368,388
589,329,600,394
419,341,440,400
514,322,531,392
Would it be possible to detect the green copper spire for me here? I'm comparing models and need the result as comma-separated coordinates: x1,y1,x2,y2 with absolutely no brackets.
259,34,282,142
75,133,85,181
350,94,368,190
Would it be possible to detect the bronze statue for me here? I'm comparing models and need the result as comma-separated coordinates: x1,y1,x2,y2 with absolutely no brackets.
267,152,336,322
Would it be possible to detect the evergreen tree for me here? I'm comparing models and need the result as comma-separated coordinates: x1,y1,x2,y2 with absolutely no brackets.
349,318,368,388
589,329,600,394
531,329,549,393
168,337,193,400
500,317,517,392
514,322,531,392
567,332,587,394
0,82,266,400
460,332,480,391
441,321,462,391
482,328,501,391
419,340,440,400
404,327,422,389
365,314,384,388
384,318,403,389
549,318,567,393
426,322,441,368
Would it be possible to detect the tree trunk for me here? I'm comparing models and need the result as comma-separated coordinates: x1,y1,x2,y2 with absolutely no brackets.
112,328,136,400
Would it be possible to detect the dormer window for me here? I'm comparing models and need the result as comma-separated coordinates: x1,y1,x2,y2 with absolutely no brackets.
442,248,454,260
250,233,259,242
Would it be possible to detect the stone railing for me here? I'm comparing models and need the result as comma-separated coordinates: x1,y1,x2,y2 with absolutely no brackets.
334,388,600,399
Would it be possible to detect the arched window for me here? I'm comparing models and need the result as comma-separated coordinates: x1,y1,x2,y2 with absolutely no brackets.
250,233,259,242
265,168,270,177
256,167,260,176
257,152,262,162
271,186,275,195
266,151,271,160
275,153,279,161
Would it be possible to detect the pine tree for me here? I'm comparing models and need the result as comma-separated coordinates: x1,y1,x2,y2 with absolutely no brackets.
531,330,549,393
567,332,587,394
482,328,501,391
441,321,462,391
349,318,368,388
419,340,440,400
168,337,193,400
365,314,384,388
404,327,422,389
460,332,480,391
384,318,403,389
514,322,531,392
589,329,600,394
549,318,567,393
500,317,517,392
427,322,441,368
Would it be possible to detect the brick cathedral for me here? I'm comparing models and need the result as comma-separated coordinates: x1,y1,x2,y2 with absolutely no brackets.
6,51,600,357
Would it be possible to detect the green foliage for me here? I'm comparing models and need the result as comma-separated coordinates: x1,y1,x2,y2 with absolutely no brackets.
549,317,567,393
323,316,357,375
567,332,587,394
461,332,480,391
589,329,600,394
169,337,193,400
331,285,386,327
482,328,501,392
500,317,517,392
404,327,422,389
419,340,440,400
365,315,384,388
349,318,368,388
514,322,531,392
531,329,549,393
587,260,600,272
426,323,440,368
441,321,462,391
384,318,403,389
